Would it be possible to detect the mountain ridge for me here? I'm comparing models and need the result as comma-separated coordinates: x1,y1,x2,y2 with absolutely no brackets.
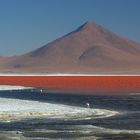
0,21,140,74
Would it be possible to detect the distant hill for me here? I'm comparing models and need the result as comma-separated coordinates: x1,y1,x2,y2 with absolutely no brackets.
0,21,140,74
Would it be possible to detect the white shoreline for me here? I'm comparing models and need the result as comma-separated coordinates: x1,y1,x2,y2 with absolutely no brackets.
0,97,118,122
0,85,33,90
0,73,140,76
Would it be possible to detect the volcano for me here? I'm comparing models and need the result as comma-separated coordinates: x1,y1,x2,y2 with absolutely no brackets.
0,21,140,74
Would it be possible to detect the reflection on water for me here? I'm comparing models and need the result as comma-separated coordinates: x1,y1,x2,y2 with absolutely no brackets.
0,89,140,139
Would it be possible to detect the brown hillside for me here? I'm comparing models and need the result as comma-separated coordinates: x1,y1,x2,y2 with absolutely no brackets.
0,22,140,74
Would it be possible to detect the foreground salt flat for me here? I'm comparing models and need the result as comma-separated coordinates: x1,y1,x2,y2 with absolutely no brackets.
0,85,118,121
0,97,118,122
0,85,33,90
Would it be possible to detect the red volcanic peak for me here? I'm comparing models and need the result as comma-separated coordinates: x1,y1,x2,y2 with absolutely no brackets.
0,21,140,73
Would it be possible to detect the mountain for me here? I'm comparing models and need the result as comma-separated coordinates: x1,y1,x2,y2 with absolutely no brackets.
0,21,140,74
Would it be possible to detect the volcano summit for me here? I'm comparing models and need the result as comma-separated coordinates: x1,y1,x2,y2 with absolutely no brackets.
0,22,140,74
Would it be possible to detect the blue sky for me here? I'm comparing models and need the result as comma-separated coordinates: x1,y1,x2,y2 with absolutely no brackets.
0,0,140,56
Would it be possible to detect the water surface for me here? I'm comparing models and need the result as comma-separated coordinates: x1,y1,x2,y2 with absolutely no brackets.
0,89,140,139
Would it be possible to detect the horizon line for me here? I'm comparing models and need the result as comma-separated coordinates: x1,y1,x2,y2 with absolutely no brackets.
0,73,140,76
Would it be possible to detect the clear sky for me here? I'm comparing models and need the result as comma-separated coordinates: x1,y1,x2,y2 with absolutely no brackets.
0,0,140,56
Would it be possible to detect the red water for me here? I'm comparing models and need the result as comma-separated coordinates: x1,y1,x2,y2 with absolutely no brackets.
0,76,140,95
